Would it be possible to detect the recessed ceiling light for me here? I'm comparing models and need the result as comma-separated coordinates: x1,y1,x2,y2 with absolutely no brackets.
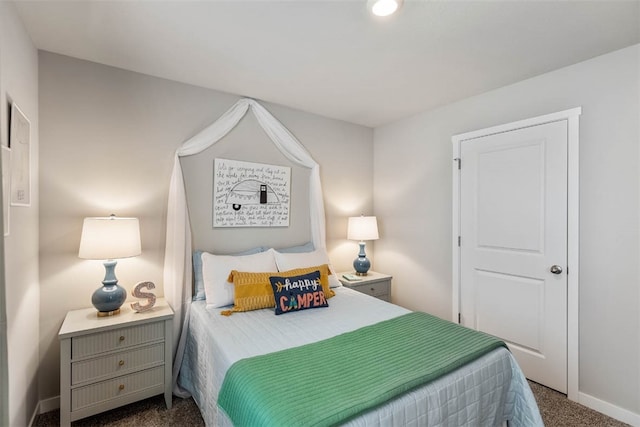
367,0,403,17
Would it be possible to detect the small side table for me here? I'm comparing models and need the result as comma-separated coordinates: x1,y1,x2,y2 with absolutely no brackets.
58,298,174,426
338,271,392,302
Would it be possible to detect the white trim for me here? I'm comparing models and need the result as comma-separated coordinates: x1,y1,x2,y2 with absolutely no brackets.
28,396,59,426
39,395,60,413
451,108,581,143
566,108,580,402
578,392,640,426
451,107,581,402
451,145,461,324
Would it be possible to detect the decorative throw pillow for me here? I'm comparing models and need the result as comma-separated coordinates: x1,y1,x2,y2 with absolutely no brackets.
274,248,342,288
220,265,335,316
281,265,336,299
202,249,277,308
269,270,328,315
222,271,278,315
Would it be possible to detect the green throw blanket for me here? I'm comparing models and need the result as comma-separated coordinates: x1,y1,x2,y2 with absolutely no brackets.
218,312,506,427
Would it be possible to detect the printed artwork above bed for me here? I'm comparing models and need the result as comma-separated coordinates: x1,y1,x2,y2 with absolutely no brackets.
213,158,291,228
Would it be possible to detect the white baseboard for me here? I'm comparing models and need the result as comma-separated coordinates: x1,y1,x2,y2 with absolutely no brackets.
579,392,640,426
28,396,60,427
39,395,60,414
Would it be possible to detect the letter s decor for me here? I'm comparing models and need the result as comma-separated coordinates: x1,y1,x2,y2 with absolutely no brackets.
130,281,157,313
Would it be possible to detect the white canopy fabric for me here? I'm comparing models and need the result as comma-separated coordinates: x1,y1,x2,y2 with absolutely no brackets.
163,98,326,395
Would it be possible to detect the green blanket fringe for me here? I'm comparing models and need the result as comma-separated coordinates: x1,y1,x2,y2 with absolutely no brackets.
218,311,506,427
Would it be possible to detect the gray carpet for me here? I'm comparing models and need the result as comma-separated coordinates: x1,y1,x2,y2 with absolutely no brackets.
34,381,629,426
527,381,629,427
34,395,204,426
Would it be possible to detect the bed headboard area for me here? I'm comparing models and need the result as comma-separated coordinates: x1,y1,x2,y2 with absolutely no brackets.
164,98,327,301
177,99,328,257
180,115,312,255
165,97,335,376
165,98,335,394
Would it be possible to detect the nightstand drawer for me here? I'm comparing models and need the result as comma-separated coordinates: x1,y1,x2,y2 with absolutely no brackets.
339,271,393,302
72,321,164,359
71,366,165,411
72,342,165,386
356,280,390,297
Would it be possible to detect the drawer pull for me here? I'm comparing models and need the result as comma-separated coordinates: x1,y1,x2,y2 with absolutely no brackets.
119,384,125,391
119,336,125,342
118,360,125,366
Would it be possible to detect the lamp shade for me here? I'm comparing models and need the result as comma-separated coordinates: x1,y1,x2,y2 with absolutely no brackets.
79,216,141,260
347,216,379,241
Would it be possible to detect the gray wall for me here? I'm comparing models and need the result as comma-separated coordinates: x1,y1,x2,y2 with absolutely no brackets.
374,44,640,417
38,51,374,402
0,2,40,426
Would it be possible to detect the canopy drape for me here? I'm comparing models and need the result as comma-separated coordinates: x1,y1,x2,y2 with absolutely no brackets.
163,98,326,395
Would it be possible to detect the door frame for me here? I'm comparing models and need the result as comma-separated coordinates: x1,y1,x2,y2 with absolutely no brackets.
451,107,581,401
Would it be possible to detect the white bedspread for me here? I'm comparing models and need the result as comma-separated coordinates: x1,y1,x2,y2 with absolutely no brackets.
178,287,542,426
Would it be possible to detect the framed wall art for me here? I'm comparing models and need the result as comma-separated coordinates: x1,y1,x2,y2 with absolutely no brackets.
213,158,291,228
2,146,9,236
9,103,30,207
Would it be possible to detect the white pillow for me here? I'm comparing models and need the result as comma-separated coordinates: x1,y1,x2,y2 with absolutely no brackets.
202,248,277,307
274,248,342,288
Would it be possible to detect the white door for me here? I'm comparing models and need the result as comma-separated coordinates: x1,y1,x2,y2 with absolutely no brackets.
459,120,568,393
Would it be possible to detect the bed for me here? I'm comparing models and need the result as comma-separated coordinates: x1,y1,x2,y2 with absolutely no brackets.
176,250,543,426
166,100,541,426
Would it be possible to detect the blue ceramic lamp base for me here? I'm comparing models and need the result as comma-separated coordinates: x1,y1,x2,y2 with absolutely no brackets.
353,241,371,276
92,260,127,317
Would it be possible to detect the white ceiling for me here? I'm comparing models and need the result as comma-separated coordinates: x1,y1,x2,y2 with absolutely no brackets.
12,0,640,128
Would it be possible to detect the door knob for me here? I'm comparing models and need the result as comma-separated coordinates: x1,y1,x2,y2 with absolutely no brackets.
550,265,563,275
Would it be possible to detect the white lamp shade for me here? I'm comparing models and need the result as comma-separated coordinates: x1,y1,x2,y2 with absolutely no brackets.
79,216,141,260
347,216,379,241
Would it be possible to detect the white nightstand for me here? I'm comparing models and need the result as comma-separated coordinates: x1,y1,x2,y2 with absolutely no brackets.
338,271,392,302
58,298,174,426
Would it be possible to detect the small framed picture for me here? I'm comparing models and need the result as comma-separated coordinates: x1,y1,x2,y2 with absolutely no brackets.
9,103,30,207
2,146,10,236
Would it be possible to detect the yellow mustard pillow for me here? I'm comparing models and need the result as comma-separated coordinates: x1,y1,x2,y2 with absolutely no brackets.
223,270,276,315
221,264,335,316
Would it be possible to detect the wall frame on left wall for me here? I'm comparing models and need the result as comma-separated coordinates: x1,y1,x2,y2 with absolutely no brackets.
9,103,30,207
1,146,9,236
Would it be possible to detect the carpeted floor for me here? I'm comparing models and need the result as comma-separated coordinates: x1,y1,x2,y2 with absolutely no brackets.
34,394,204,427
527,381,629,427
34,381,629,426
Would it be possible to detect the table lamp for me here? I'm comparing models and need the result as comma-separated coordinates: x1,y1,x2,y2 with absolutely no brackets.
79,215,141,316
347,215,379,276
